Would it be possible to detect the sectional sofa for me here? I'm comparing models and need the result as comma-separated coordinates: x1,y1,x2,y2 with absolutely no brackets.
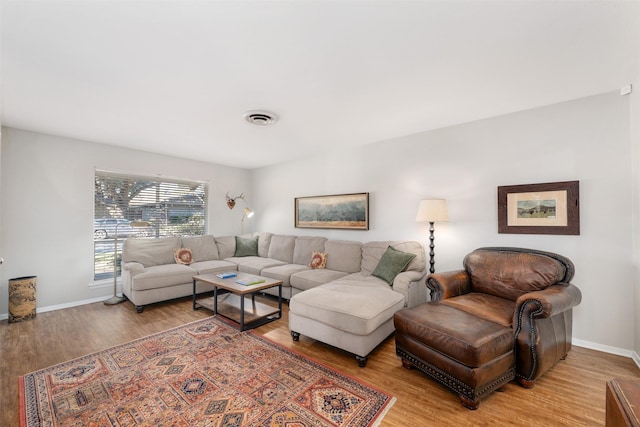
122,232,427,312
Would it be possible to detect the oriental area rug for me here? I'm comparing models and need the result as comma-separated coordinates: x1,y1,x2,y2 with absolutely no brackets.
19,317,395,427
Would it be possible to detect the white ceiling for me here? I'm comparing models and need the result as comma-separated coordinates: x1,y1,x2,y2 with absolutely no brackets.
2,1,639,169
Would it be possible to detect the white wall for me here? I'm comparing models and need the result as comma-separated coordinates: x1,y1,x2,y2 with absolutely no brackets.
0,128,251,315
252,91,635,353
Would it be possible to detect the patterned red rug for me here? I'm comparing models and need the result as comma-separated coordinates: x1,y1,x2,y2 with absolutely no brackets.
19,317,394,426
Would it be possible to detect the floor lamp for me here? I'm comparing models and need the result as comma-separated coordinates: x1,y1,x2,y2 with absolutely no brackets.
416,199,449,274
104,220,151,305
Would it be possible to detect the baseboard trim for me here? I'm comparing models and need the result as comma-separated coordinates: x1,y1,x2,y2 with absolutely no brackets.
573,338,640,369
0,295,110,321
633,351,640,369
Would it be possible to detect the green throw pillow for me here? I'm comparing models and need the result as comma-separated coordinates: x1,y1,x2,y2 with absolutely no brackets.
372,246,416,285
234,236,259,257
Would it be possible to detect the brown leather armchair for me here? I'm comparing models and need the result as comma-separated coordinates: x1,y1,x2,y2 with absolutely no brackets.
394,247,582,408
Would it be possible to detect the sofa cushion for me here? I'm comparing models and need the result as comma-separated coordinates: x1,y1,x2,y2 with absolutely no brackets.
181,235,219,261
290,269,350,292
130,264,196,291
267,235,297,263
292,236,328,265
324,240,362,273
290,281,405,336
255,232,273,258
372,246,416,285
361,241,391,274
225,256,286,275
362,241,424,275
215,236,236,259
261,264,309,287
390,241,427,273
122,236,181,267
190,259,238,276
235,236,259,257
464,249,567,300
174,248,193,265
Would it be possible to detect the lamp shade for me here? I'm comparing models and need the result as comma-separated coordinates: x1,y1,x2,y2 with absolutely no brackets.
244,207,254,218
416,199,449,222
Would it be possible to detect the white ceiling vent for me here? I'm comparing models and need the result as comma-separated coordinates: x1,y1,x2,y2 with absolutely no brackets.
243,110,278,126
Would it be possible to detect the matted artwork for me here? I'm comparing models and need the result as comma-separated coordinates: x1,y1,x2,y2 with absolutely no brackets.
295,192,369,230
498,181,579,235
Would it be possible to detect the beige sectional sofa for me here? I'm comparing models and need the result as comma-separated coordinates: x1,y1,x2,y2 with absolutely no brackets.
123,232,426,310
122,232,427,365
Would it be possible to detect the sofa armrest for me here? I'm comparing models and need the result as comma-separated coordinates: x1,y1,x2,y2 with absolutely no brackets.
514,283,582,322
121,262,145,299
122,262,145,276
426,270,471,301
392,270,427,307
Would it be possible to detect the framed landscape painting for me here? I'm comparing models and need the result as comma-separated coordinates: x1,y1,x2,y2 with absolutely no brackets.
295,193,369,230
498,181,580,235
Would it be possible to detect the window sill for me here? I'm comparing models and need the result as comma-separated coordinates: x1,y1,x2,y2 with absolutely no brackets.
90,279,118,289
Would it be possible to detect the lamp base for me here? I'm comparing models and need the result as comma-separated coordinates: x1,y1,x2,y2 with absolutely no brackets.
103,295,127,305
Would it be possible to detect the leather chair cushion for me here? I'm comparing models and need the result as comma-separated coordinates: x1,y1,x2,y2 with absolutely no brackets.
394,303,513,368
442,292,515,327
464,250,567,300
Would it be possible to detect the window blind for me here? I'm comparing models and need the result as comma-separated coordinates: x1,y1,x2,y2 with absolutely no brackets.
94,170,208,281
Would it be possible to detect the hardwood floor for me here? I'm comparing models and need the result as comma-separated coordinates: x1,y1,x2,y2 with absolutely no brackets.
1,296,638,426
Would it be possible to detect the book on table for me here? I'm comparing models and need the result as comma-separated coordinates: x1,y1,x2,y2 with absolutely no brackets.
236,277,266,286
216,272,237,279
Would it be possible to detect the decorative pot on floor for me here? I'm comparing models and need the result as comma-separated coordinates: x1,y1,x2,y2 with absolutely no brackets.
9,276,37,323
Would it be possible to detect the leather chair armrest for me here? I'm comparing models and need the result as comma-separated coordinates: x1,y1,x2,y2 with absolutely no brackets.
426,270,471,301
514,283,582,322
513,283,581,384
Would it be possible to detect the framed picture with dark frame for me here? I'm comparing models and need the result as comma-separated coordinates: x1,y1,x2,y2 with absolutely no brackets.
295,192,369,230
498,180,580,235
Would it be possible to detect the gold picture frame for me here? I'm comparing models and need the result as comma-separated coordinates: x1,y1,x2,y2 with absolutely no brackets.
498,181,579,235
295,193,369,230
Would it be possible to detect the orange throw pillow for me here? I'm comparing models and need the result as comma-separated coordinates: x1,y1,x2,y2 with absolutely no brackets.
309,252,327,269
174,248,193,265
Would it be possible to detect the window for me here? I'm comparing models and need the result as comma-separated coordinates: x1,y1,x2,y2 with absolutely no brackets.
94,170,208,281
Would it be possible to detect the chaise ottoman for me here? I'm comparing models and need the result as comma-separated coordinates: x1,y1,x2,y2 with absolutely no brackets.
289,278,406,367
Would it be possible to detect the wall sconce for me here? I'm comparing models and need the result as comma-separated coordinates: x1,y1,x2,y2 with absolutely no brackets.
241,207,254,234
225,192,245,210
416,199,449,274
226,192,255,233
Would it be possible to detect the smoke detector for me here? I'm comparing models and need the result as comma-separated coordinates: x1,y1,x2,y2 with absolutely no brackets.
243,110,278,126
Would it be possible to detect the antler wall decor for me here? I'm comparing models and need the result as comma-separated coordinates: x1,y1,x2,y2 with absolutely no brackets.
225,192,245,210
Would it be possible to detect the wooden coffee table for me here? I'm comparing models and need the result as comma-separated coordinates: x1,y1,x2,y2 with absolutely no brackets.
192,272,283,331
